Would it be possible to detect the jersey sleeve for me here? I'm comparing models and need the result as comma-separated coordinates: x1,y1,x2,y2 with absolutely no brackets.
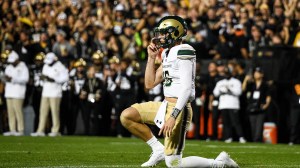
177,45,196,60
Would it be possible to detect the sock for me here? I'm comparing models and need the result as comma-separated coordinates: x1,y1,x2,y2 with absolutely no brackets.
182,156,214,168
146,136,164,151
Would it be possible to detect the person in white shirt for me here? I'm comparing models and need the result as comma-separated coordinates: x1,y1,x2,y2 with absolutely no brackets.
3,51,29,136
213,67,246,143
31,52,69,137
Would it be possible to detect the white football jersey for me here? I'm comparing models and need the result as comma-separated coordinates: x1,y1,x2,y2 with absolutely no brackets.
161,44,196,101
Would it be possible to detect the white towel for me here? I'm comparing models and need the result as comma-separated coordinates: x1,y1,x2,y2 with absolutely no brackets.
154,100,167,128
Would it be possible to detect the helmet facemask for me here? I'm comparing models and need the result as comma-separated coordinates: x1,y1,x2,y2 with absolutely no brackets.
154,27,177,48
153,16,187,49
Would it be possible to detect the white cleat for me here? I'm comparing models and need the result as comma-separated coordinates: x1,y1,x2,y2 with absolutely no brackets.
141,149,165,167
239,137,246,144
3,131,17,136
30,132,46,137
14,132,24,136
214,151,239,168
48,132,61,137
224,138,233,143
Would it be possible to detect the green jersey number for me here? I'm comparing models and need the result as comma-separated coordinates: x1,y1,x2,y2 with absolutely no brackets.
163,70,172,87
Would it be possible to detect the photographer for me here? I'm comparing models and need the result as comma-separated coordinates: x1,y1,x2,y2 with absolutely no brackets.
242,67,271,142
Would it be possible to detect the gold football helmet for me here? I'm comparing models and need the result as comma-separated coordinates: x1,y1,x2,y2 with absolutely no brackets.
1,50,10,63
74,58,87,68
34,52,45,61
108,56,120,64
154,16,188,48
92,50,105,61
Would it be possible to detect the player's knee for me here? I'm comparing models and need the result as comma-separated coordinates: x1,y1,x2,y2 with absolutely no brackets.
165,155,182,168
120,109,129,126
120,107,138,127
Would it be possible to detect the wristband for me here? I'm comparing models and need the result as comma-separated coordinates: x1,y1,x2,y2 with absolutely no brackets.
171,108,181,119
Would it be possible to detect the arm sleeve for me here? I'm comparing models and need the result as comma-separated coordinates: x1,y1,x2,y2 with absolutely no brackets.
54,65,69,84
11,64,29,84
213,82,220,97
228,79,242,96
174,59,194,110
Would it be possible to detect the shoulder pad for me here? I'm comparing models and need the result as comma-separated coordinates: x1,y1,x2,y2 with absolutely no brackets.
177,45,196,60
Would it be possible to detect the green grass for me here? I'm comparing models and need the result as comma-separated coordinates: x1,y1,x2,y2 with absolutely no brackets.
0,136,299,168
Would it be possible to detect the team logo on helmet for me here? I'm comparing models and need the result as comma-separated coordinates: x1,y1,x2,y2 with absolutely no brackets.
154,16,188,49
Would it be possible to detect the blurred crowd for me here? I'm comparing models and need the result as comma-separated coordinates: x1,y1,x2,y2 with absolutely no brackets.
0,0,300,144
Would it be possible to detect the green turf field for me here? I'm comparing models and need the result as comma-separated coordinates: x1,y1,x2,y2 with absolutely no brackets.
0,136,299,168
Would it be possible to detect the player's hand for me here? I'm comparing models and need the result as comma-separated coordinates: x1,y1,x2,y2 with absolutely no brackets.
147,38,160,59
4,75,12,82
159,117,176,137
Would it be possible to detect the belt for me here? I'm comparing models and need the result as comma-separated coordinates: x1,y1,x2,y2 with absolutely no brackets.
165,97,191,104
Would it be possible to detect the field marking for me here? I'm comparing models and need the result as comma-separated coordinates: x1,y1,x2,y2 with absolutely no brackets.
24,165,140,168
247,165,300,168
205,145,268,149
109,142,144,145
0,151,148,154
18,165,300,168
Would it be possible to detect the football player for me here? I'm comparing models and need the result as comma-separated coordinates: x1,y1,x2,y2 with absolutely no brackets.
120,16,239,168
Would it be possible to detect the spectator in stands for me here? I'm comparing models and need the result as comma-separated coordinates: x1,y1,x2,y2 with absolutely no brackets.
75,31,93,61
248,25,267,57
38,32,52,53
3,51,29,136
52,30,74,67
31,52,69,137
14,31,37,65
243,67,271,142
107,35,122,58
119,24,137,60
93,28,108,56
31,20,45,43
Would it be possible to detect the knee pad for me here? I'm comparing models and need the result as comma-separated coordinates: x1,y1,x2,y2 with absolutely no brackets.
165,154,182,168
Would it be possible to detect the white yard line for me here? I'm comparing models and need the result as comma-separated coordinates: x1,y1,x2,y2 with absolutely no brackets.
24,165,140,168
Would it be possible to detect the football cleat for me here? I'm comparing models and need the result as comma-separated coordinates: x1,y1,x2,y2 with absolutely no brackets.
14,132,24,136
213,151,239,168
30,132,46,137
224,138,233,143
48,132,61,137
239,137,246,144
141,149,165,167
3,131,17,136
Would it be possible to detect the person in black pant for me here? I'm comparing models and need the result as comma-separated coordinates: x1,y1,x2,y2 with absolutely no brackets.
242,67,271,142
30,53,45,130
208,61,226,141
69,58,87,135
191,62,205,139
0,50,9,133
79,66,104,136
109,57,135,137
288,80,300,145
